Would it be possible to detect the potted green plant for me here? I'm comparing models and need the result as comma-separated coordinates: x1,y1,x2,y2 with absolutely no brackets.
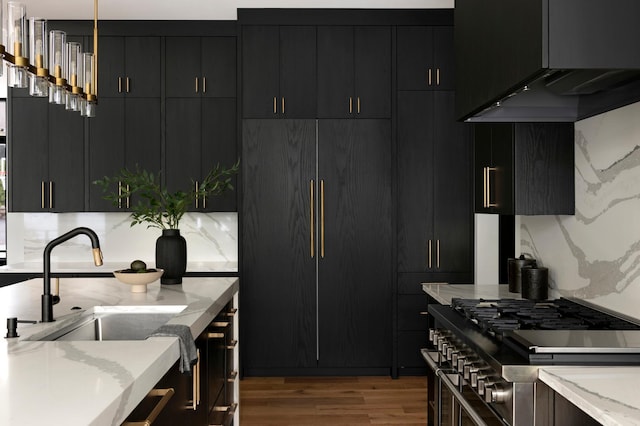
94,161,239,284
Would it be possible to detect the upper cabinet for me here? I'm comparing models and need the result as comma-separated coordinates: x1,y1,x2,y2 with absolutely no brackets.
317,26,391,118
397,26,454,91
242,25,316,118
474,122,575,215
99,36,161,98
166,36,236,98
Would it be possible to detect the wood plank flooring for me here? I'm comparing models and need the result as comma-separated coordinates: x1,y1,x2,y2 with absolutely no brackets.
239,376,427,425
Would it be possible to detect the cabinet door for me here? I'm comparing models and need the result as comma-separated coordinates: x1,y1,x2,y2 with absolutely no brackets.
165,98,202,198
88,98,125,211
474,123,494,213
434,27,455,90
98,37,125,97
354,26,391,118
397,26,434,90
9,98,48,212
242,119,316,372
48,104,85,212
489,123,514,215
279,26,317,118
201,37,236,98
125,37,161,97
242,26,279,118
433,91,473,273
165,37,201,98
125,98,161,175
318,119,392,368
201,98,237,212
397,91,434,272
317,26,354,118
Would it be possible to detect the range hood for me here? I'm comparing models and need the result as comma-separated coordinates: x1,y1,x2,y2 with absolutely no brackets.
455,0,640,122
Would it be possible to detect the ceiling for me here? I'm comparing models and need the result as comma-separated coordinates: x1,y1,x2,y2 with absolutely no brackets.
19,0,453,20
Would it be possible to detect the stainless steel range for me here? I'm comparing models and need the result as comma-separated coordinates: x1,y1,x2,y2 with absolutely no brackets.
423,297,640,426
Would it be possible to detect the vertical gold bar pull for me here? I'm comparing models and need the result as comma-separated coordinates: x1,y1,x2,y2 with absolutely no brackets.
436,68,440,85
118,77,122,93
428,68,432,86
126,77,130,93
487,167,498,207
282,97,285,114
190,349,200,410
273,96,277,114
428,239,432,269
41,181,45,209
310,180,315,258
118,181,122,209
202,77,206,93
357,97,360,114
126,184,130,209
436,239,440,269
321,179,325,258
349,97,353,114
195,181,199,209
49,181,53,209
483,167,488,208
195,77,199,93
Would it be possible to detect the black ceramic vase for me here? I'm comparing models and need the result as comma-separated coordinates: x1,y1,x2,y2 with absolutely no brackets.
155,229,187,284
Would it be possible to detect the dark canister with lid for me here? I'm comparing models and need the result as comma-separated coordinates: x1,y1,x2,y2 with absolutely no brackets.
521,263,549,300
507,255,536,293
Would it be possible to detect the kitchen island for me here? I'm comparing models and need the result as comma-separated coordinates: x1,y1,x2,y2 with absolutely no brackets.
0,276,238,426
422,282,640,426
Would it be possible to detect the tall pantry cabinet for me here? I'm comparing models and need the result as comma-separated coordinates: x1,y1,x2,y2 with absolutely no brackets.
240,11,393,375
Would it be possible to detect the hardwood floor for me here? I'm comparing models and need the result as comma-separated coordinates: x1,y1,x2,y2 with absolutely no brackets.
239,376,427,425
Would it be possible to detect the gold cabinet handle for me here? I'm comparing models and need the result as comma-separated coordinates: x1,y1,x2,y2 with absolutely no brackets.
436,68,440,85
273,96,277,114
195,181,199,208
49,181,53,209
436,239,440,269
428,239,432,269
41,181,45,209
357,97,361,114
428,68,432,86
122,388,175,426
118,76,122,93
195,77,199,93
310,180,315,258
228,370,238,383
118,181,123,209
483,166,488,208
208,332,225,339
224,308,238,317
202,76,206,93
321,179,325,258
126,77,130,93
212,402,238,414
349,97,353,114
126,184,130,209
225,339,238,350
419,311,429,316
212,321,229,328
189,349,201,410
282,97,285,114
486,167,498,207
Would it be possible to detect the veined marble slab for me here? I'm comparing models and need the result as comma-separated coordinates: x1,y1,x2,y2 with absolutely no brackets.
0,276,238,426
539,366,640,426
422,283,521,305
0,260,238,274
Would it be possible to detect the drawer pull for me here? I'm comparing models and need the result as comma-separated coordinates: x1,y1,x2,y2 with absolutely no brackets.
122,387,175,426
228,370,238,382
212,402,238,413
208,332,225,339
188,349,201,410
225,339,238,349
212,321,230,328
224,308,238,317
419,311,429,316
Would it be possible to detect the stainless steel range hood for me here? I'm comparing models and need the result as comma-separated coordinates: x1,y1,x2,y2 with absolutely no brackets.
455,0,640,122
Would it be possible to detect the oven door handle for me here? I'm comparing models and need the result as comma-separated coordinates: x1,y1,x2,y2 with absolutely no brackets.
437,369,490,426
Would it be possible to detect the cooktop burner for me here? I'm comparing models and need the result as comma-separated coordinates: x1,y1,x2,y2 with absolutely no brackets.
451,298,640,335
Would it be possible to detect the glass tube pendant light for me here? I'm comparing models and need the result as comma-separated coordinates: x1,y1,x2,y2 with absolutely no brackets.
28,17,48,97
7,2,28,88
81,52,96,117
66,42,82,111
49,30,67,105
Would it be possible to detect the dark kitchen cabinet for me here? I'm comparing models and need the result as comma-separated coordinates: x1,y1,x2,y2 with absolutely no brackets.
99,36,161,98
474,122,575,215
397,91,473,274
88,98,161,211
242,25,316,118
397,26,454,91
242,118,392,374
165,37,236,98
165,98,237,212
317,26,391,118
9,97,85,212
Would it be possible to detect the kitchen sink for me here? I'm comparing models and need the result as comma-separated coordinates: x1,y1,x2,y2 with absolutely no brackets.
30,305,188,341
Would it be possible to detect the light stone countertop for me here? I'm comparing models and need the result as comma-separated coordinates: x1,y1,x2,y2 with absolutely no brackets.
422,282,640,425
0,276,238,426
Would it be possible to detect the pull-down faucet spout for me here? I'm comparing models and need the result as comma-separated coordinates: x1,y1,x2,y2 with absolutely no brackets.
42,227,103,322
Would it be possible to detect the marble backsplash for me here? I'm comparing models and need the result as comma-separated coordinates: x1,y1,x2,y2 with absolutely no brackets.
6,212,238,265
520,101,640,320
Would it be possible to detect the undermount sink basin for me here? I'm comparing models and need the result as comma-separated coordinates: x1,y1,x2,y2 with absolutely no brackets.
30,305,188,341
